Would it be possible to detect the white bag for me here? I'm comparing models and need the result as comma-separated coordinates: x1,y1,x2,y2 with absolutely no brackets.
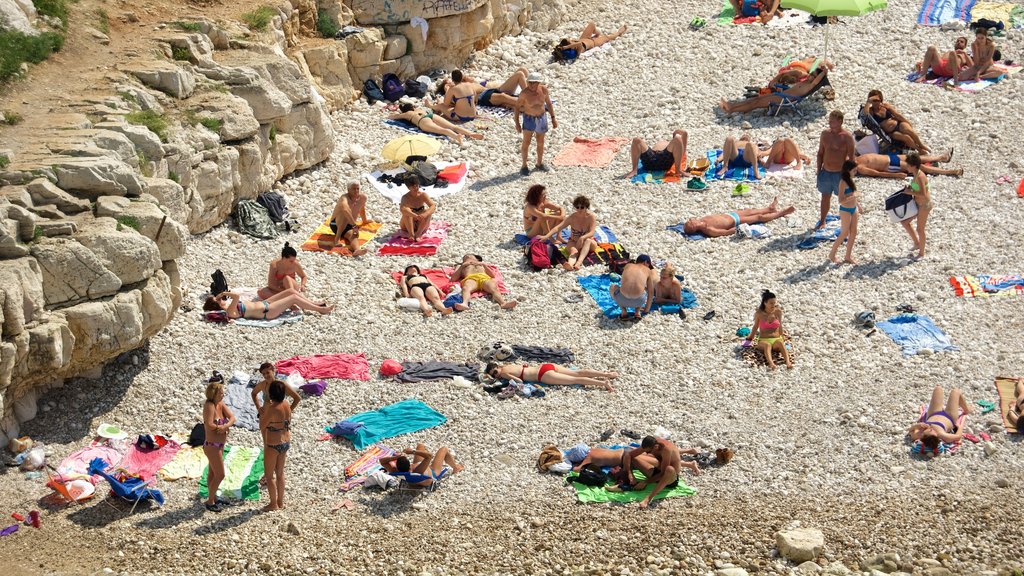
885,190,918,223
285,372,305,392
397,297,421,311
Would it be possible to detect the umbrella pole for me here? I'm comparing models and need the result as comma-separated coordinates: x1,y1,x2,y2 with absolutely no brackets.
824,24,829,64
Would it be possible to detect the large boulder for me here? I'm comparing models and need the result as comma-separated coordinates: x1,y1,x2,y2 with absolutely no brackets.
187,91,260,142
30,239,122,306
142,177,190,225
344,28,385,68
74,218,162,286
52,156,144,199
93,121,166,163
25,178,90,214
350,0,487,24
271,102,333,171
0,0,38,35
121,201,188,262
777,528,825,563
296,44,356,110
0,257,44,338
124,61,197,99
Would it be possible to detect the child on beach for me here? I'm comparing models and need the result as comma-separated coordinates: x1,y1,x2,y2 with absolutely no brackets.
829,161,861,265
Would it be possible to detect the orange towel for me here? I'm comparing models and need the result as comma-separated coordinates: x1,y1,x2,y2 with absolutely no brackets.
301,220,382,255
553,137,630,168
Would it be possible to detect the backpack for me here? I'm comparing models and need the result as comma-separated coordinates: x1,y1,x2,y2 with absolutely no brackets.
187,423,205,447
404,78,427,98
406,161,438,187
605,245,631,275
574,467,609,487
210,269,228,295
364,79,385,104
381,73,405,102
526,237,551,271
256,191,288,223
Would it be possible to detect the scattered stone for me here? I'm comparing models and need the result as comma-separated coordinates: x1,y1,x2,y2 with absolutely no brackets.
777,528,825,562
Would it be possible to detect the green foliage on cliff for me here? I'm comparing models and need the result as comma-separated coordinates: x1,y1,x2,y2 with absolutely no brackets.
242,6,275,32
0,31,65,82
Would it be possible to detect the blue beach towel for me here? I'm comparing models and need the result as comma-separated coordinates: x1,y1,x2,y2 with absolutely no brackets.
876,314,960,356
704,149,766,182
329,399,447,450
917,0,976,26
514,225,619,246
578,274,698,318
796,214,840,249
381,119,450,141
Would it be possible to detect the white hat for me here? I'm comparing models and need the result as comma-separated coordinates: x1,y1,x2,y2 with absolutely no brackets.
527,72,544,83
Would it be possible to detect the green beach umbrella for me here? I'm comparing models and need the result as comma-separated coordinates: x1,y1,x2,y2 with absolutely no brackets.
780,0,887,61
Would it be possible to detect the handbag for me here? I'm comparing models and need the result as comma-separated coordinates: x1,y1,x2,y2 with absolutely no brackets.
884,188,918,223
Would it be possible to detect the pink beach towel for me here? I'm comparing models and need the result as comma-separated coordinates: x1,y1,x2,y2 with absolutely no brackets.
57,443,126,481
553,137,630,168
276,353,371,380
377,221,450,256
117,439,181,481
390,265,509,298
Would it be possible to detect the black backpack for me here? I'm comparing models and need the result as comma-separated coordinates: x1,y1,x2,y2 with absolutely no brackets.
406,161,438,187
382,73,405,102
364,79,386,104
575,467,609,487
606,245,631,275
404,78,427,98
210,269,228,295
187,423,206,447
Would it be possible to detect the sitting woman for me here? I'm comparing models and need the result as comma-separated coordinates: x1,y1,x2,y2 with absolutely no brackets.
523,184,564,237
760,137,811,168
1005,378,1024,434
719,67,830,114
380,444,464,488
717,134,764,179
729,0,782,23
909,386,969,454
653,263,682,305
744,289,793,370
485,362,618,391
389,103,483,145
854,148,961,178
400,264,452,317
204,288,334,319
257,243,307,300
539,195,598,271
862,90,928,152
554,22,627,60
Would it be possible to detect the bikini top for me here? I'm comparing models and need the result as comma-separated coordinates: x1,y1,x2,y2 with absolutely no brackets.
405,274,429,287
266,419,290,433
760,319,781,331
910,179,921,193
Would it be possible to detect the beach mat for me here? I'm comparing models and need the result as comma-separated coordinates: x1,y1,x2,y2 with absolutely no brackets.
666,222,708,241
917,0,977,25
365,161,471,205
578,274,698,318
716,0,811,26
339,444,397,492
553,137,630,168
797,214,840,249
950,274,1024,297
630,163,684,184
118,438,180,482
57,443,126,482
876,314,959,356
200,287,304,328
381,118,450,140
389,265,508,297
513,225,619,247
377,221,449,256
199,445,264,501
907,66,1019,92
301,220,383,255
705,149,767,182
159,446,208,481
568,470,696,504
765,160,807,179
996,377,1021,433
330,399,447,451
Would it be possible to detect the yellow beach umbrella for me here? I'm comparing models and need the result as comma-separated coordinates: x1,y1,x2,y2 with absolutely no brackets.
381,134,441,163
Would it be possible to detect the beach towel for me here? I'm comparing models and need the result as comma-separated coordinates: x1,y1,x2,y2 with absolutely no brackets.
971,1,1017,26
57,443,126,481
224,382,259,431
330,399,447,451
159,446,209,480
199,445,264,501
949,274,1024,297
568,470,696,504
876,314,960,356
381,118,450,140
578,274,698,318
377,221,450,256
907,64,1019,91
917,404,968,451
509,345,575,364
395,361,480,383
716,0,810,26
365,161,471,204
764,160,807,179
339,444,397,492
705,149,767,182
738,332,796,367
577,41,616,59
995,376,1022,433
630,163,683,184
275,353,371,380
917,0,977,25
301,220,383,256
389,265,508,298
552,137,630,168
514,225,619,246
796,214,840,249
117,438,180,482
666,222,708,241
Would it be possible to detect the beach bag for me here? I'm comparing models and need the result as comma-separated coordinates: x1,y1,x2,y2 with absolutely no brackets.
526,237,552,271
884,189,918,223
605,245,631,275
363,79,385,104
210,269,228,296
256,191,288,223
187,423,205,448
406,161,438,187
380,359,403,376
404,78,427,98
574,467,609,487
536,445,563,471
381,73,405,102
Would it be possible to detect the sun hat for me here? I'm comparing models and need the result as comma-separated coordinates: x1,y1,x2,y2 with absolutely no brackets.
527,72,544,83
97,422,128,440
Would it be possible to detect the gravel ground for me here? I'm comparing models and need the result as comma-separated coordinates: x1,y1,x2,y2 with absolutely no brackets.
2,0,1024,574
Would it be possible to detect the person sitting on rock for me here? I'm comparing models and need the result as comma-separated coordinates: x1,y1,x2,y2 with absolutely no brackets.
653,263,683,305
485,362,618,391
204,288,333,319
449,254,517,311
611,254,657,320
258,242,307,299
380,443,464,487
399,174,436,242
325,180,370,256
683,197,795,238
909,386,970,453
553,22,627,60
389,103,484,145
625,129,688,178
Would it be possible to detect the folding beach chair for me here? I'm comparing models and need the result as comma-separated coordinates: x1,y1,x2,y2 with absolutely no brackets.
88,457,165,513
766,71,833,117
392,469,450,494
858,108,906,153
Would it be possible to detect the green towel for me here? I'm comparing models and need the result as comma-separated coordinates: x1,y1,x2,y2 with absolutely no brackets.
199,445,264,501
568,471,697,504
717,0,736,23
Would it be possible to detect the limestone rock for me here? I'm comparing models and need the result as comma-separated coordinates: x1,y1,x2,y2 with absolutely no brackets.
75,218,162,286
120,200,188,261
159,32,215,65
716,568,749,576
351,0,487,25
345,28,386,68
297,44,356,110
204,64,292,123
36,220,78,237
53,157,143,199
93,122,165,164
0,257,44,338
0,185,32,208
30,239,122,306
0,0,38,35
776,528,825,562
25,178,90,214
125,61,197,99
187,91,260,142
271,102,334,171
27,204,64,220
116,84,165,115
47,129,140,167
95,196,131,218
142,177,190,225
383,35,408,60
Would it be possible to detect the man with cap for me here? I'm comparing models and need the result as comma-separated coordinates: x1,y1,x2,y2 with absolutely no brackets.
515,71,558,176
609,254,656,320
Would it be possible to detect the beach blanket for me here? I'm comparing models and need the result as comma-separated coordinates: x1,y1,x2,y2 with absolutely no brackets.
738,332,796,367
995,376,1022,433
509,345,575,364
568,470,696,504
377,221,449,256
907,64,1019,91
705,149,767,182
971,1,1019,26
381,118,450,141
876,314,960,356
513,225,619,246
390,265,508,299
796,214,840,249
578,274,698,318
224,382,259,431
199,445,264,501
716,0,811,26
950,274,1024,297
917,0,977,25
159,446,208,480
666,222,708,241
365,161,471,205
395,361,480,383
553,137,630,168
117,438,180,482
57,443,125,481
301,220,383,255
630,163,684,184
765,160,807,179
330,399,447,451
200,287,304,328
339,444,397,492
276,353,370,380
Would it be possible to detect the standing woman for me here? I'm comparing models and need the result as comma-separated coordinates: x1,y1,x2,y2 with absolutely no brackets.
829,161,861,265
523,184,564,237
260,380,292,512
745,290,793,370
901,153,932,259
258,242,308,300
203,378,235,512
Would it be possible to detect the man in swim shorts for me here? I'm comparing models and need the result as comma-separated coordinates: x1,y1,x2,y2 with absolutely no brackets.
328,179,370,255
449,254,518,311
915,36,970,82
717,134,762,180
515,72,558,176
610,254,656,320
622,436,699,509
682,196,796,237
815,110,856,229
625,130,688,178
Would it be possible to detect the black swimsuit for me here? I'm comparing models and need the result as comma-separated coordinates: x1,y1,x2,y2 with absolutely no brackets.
405,275,433,293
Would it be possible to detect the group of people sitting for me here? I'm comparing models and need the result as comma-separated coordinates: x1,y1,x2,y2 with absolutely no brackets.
915,27,1002,86
572,435,701,509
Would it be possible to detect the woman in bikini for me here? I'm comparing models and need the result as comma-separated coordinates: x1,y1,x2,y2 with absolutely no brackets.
829,161,861,265
554,22,627,60
854,149,962,178
761,137,811,168
523,184,564,237
909,386,969,453
260,380,292,512
202,378,235,513
900,153,933,259
380,444,465,488
653,263,682,305
203,288,334,320
400,264,452,317
257,242,307,300
862,90,928,152
389,103,483,145
485,362,618,391
745,289,792,370
1006,379,1024,434
719,67,830,114
539,195,597,271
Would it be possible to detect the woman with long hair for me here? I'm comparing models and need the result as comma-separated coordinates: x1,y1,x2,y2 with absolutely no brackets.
829,160,861,265
204,288,333,320
258,242,307,300
523,184,564,237
901,153,933,259
202,378,234,512
745,290,792,370
260,380,292,512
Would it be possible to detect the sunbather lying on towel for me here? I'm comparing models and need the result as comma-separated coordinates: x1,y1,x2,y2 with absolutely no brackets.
399,175,436,242
485,362,618,391
719,67,829,114
258,242,308,300
450,254,518,310
909,386,970,452
622,436,700,509
380,444,464,487
683,197,794,237
915,36,971,82
539,195,597,270
955,28,1001,86
862,90,929,152
1006,379,1024,434
401,264,453,317
389,103,484,144
625,129,688,178
854,148,962,178
427,70,478,122
325,180,371,256
524,184,565,237
204,288,334,319
761,137,811,167
611,255,656,319
744,289,792,370
441,67,528,109
717,134,765,179
553,22,627,60
654,263,682,305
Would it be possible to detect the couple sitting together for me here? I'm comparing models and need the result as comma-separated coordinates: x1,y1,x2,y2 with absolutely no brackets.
609,255,686,320
574,436,700,509
427,68,527,122
399,254,518,317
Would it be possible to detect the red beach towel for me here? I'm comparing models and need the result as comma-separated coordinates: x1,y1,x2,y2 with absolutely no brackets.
553,137,630,168
275,353,371,380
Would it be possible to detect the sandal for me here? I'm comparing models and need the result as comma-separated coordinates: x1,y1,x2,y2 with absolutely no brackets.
205,502,223,513
963,433,980,444
703,310,716,321
620,429,641,440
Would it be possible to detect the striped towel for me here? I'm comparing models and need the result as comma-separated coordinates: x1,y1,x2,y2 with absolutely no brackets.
917,0,977,25
301,220,383,255
950,274,1024,297
381,119,450,140
377,221,449,256
199,445,264,501
704,149,766,182
339,444,397,492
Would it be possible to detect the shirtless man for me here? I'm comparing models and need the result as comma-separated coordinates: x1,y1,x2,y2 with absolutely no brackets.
398,175,436,242
916,36,971,81
855,150,961,178
460,67,528,109
515,72,557,176
956,27,999,86
428,70,477,122
718,134,763,180
815,110,856,230
449,254,518,311
653,263,682,305
623,436,700,509
610,255,656,320
327,180,370,255
682,197,796,238
625,129,688,178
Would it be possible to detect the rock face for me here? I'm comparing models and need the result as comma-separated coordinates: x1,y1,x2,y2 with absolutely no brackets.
0,0,38,36
777,528,826,562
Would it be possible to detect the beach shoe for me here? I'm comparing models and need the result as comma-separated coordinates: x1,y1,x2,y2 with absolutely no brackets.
689,17,706,30
599,428,614,441
620,429,641,440
535,164,552,173
519,166,530,176
976,399,997,414
686,177,707,190
732,183,750,197
703,310,716,321
205,502,223,513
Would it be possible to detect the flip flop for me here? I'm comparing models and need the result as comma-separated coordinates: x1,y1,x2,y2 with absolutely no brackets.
599,428,614,441
962,433,980,444
975,399,996,414
620,429,641,440
678,309,686,320
980,432,991,441
703,310,716,321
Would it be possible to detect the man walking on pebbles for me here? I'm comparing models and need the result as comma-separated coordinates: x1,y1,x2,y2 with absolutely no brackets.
515,72,557,176
815,110,856,230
